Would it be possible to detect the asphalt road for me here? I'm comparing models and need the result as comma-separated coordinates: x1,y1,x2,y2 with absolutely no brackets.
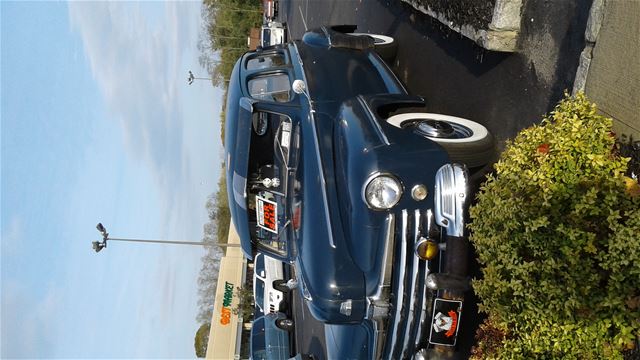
279,0,592,152
277,0,592,358
288,270,328,360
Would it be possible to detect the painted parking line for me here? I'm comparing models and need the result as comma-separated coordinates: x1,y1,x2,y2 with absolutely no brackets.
298,5,308,31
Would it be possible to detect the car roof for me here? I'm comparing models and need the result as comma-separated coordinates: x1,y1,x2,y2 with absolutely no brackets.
225,56,255,259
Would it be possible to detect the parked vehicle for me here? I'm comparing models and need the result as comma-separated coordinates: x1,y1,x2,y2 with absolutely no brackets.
251,312,297,360
261,21,287,48
253,252,287,314
263,0,278,21
225,25,493,358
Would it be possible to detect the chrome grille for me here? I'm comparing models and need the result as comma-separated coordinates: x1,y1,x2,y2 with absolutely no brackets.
382,209,432,360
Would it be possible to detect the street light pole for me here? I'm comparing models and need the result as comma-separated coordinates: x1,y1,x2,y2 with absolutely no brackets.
187,70,213,85
92,223,240,253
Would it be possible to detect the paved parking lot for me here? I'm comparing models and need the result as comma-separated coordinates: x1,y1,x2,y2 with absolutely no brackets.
279,0,591,151
275,0,591,358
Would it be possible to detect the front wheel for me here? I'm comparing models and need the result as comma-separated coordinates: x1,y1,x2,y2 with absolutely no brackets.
350,33,397,63
273,279,290,293
387,113,494,168
275,318,295,332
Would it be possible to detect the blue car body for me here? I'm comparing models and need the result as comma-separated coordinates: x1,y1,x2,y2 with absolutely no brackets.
226,25,490,359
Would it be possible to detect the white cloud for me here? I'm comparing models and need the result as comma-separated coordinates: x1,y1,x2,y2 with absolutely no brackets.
1,281,61,359
1,215,25,257
67,2,209,236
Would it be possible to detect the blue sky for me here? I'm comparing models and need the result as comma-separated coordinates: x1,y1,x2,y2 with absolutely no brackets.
2,1,224,358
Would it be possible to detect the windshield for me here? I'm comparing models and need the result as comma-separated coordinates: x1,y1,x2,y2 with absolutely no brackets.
262,29,271,47
246,112,294,257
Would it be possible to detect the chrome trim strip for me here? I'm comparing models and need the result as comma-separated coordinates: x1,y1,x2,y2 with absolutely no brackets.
369,317,386,360
434,164,468,237
371,214,396,301
400,210,422,358
386,210,408,358
310,116,336,249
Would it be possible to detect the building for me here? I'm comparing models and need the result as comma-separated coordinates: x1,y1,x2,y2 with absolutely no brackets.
205,224,248,360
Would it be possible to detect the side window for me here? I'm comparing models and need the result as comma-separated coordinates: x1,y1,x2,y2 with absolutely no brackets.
248,74,291,102
254,278,265,309
247,53,285,71
255,254,265,274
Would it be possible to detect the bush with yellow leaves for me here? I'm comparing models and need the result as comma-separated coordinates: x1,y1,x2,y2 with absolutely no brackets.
469,93,640,359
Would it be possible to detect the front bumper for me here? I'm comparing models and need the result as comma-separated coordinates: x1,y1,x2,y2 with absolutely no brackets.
366,163,471,359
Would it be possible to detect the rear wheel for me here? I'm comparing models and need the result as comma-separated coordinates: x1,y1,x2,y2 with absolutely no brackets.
351,33,397,63
387,112,494,168
275,318,295,332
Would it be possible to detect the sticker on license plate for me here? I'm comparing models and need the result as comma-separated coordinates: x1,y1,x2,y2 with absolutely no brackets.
428,298,462,346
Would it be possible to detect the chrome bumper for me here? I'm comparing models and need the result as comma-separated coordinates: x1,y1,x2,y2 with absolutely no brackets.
366,163,470,359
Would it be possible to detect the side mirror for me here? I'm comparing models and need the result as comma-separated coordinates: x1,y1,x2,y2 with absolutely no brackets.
292,80,306,95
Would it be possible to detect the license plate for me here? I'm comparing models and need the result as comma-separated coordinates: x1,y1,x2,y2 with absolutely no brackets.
428,298,462,346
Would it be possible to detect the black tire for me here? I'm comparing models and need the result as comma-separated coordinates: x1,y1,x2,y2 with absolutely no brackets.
351,33,397,63
275,318,295,332
273,279,290,293
387,112,494,168
278,300,289,312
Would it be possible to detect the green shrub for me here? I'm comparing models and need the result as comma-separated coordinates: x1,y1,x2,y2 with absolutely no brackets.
469,93,640,359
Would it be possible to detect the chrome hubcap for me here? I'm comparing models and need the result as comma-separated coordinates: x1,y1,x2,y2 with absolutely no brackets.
415,119,473,139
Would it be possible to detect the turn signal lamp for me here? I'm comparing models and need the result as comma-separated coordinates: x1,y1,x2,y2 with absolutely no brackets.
415,238,438,260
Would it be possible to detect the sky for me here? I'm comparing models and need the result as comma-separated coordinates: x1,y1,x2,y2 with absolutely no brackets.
1,1,225,358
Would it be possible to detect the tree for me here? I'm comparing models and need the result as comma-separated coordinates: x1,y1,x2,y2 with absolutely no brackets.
194,323,211,358
199,0,262,86
232,286,254,320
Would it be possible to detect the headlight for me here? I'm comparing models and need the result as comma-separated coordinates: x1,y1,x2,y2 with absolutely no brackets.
364,174,402,210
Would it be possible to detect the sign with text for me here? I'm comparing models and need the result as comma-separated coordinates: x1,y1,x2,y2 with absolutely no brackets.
256,196,278,234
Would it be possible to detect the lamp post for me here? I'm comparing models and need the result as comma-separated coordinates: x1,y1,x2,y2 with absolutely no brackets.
187,70,213,85
92,222,239,253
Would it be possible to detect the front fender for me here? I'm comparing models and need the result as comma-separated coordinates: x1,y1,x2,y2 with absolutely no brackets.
333,97,450,294
303,290,367,324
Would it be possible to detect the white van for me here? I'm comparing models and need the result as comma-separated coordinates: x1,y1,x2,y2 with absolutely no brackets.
253,252,286,314
261,21,287,48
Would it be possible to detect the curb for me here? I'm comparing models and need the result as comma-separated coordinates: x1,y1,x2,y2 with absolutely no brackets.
572,0,605,95
401,0,523,52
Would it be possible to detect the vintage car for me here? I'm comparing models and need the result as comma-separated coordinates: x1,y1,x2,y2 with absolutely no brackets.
225,25,493,359
251,312,300,360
